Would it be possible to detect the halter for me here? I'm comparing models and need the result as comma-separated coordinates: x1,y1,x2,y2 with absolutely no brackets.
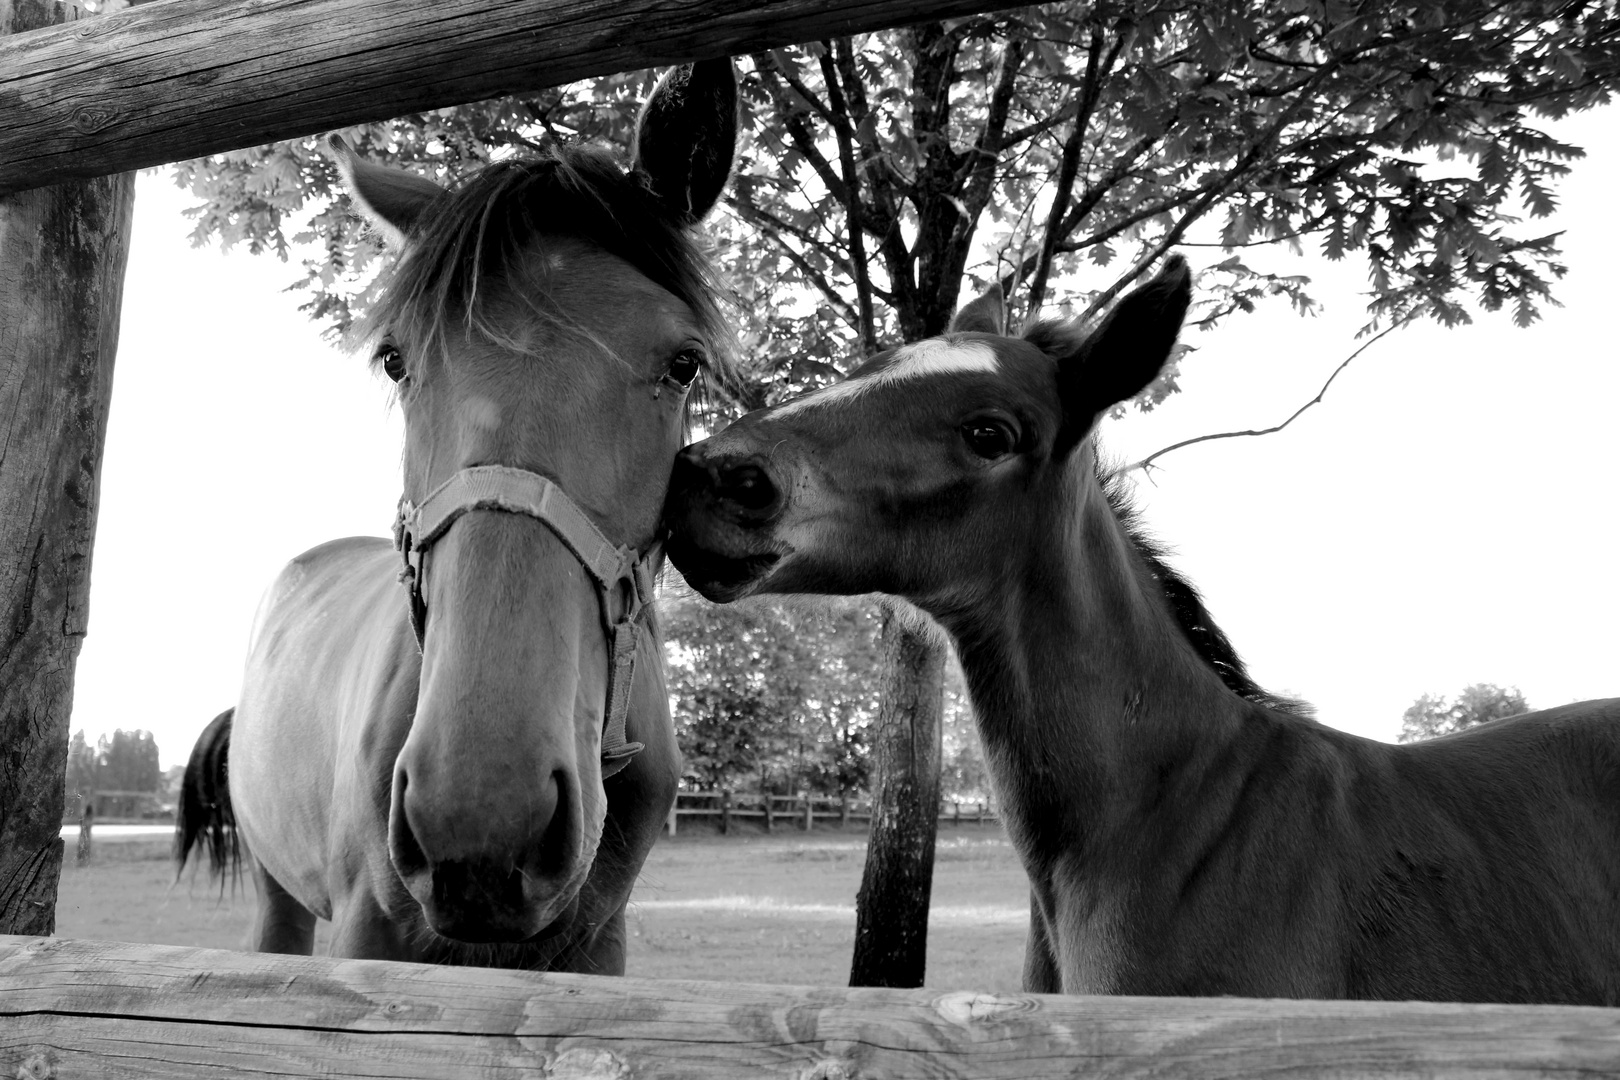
392,465,652,777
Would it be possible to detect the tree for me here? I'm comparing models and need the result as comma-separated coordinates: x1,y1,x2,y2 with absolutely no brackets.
63,730,99,810
95,729,163,794
173,0,1620,987
1399,683,1532,742
662,593,885,796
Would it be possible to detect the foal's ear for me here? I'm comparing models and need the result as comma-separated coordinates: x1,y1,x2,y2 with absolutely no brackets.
632,58,739,225
1044,255,1193,455
949,283,1006,335
327,134,446,247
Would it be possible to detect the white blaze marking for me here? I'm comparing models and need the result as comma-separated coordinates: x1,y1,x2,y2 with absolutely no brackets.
772,339,1000,417
460,395,502,431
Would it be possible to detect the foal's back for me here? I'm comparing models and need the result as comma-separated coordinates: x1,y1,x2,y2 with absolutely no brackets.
1174,697,1620,1003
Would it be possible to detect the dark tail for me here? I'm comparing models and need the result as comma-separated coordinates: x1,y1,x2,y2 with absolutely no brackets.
174,708,242,884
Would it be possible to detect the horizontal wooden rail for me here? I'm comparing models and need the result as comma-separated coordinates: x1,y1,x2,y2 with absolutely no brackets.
0,0,1022,195
3,936,1617,1078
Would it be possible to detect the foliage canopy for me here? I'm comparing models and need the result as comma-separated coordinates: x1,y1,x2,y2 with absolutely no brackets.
1398,683,1534,742
176,0,1620,411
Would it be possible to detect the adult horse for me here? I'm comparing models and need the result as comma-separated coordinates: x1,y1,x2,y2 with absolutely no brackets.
176,61,737,970
664,256,1620,1004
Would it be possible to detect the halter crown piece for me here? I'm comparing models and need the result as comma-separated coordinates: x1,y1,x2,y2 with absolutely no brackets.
392,465,652,777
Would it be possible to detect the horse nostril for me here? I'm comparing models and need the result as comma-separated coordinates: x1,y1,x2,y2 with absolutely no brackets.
717,463,778,516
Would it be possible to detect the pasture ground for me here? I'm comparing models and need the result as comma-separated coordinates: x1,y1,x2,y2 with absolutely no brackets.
53,823,1029,991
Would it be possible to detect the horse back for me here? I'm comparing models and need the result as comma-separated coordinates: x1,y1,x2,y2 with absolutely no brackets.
1347,698,1620,1002
1203,698,1620,1004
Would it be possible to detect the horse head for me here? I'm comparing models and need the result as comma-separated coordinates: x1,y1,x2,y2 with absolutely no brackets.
664,257,1191,615
337,62,735,944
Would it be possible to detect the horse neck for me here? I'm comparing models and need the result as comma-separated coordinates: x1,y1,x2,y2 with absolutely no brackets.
936,453,1254,858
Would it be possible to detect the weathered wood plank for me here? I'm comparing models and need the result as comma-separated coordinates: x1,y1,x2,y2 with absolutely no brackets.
0,0,1021,196
0,0,132,939
2,936,1617,1078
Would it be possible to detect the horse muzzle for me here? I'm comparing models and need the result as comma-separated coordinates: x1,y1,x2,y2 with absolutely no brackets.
664,445,788,600
387,757,594,943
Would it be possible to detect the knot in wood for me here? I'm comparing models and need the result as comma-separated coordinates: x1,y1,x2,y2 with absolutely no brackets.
15,1052,56,1080
543,1047,630,1080
932,990,1039,1027
71,105,118,134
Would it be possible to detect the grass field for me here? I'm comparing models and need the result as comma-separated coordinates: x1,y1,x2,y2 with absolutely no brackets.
54,823,1030,991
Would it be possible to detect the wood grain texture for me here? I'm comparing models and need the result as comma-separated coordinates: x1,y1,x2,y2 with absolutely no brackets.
2,936,1617,1078
0,0,1023,195
0,0,132,939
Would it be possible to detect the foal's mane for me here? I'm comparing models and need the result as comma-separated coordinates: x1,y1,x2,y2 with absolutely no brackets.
1099,461,1312,717
362,143,734,379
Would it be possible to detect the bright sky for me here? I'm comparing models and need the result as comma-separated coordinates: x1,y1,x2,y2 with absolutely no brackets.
72,108,1618,769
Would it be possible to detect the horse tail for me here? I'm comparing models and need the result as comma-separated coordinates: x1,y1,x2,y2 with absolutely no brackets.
174,707,242,884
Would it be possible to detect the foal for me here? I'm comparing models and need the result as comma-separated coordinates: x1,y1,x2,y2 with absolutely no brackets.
664,257,1620,1004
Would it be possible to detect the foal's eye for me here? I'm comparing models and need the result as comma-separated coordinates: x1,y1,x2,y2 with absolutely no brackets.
962,419,1019,460
664,349,704,389
376,344,407,383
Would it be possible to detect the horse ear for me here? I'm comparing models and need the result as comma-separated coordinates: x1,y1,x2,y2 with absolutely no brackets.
327,133,446,246
949,284,1006,335
1046,255,1193,455
631,58,738,225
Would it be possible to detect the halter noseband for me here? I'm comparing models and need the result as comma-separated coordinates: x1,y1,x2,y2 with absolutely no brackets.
392,465,652,777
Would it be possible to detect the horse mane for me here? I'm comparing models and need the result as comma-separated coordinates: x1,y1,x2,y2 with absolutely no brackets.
1098,460,1314,717
361,143,735,379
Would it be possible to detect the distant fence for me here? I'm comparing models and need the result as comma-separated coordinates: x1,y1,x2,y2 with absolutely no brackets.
666,791,997,836
5,936,1617,1078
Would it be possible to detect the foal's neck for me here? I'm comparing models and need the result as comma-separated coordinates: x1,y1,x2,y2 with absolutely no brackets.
937,451,1256,856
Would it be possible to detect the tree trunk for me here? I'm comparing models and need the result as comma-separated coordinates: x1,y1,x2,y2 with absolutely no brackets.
0,0,133,938
849,604,944,988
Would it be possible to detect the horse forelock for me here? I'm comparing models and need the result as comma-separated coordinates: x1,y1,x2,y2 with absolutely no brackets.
359,143,735,382
1094,450,1313,718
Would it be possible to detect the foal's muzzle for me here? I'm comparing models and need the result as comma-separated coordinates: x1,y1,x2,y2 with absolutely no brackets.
664,445,786,601
669,448,784,525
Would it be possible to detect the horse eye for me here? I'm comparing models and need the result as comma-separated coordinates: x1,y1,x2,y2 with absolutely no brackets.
377,344,407,383
963,420,1018,460
665,349,704,389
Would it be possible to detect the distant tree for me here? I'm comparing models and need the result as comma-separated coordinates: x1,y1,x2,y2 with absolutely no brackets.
661,594,884,795
63,729,98,805
1399,683,1532,742
94,729,162,793
939,658,990,804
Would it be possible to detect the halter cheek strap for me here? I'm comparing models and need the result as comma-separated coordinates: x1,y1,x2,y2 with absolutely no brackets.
392,465,653,777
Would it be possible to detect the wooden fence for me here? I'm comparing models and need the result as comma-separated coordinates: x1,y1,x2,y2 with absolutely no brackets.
664,791,997,835
3,936,1616,1078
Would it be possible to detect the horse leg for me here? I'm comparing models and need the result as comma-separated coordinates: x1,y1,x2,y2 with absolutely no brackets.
328,887,416,960
251,859,317,955
1022,889,1061,993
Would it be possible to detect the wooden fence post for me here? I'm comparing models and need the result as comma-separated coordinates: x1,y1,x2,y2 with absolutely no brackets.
763,793,773,834
75,804,94,866
802,791,813,832
720,790,730,836
0,1,134,938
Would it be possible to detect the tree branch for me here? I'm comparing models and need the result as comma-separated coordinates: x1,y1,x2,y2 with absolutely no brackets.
752,53,855,209
822,39,878,352
1076,59,1345,326
1115,316,1411,477
1027,25,1124,312
724,196,862,327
